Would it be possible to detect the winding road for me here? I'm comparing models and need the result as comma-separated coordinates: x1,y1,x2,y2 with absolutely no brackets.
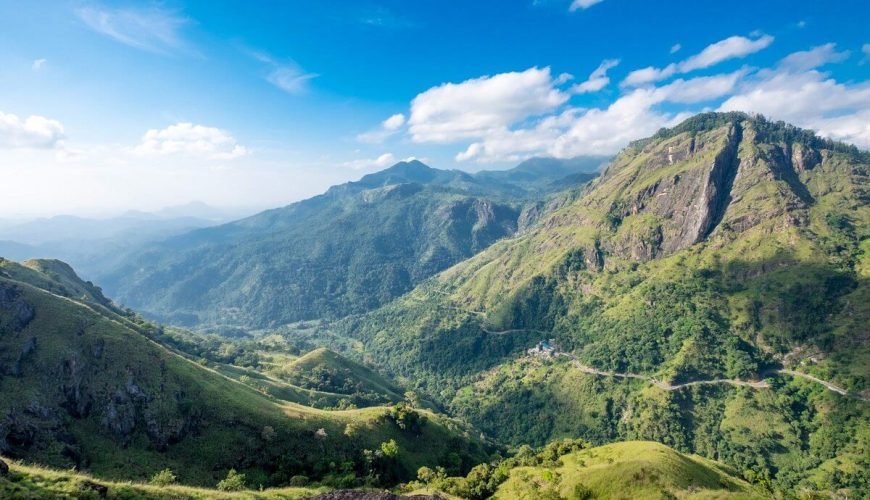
424,288,867,402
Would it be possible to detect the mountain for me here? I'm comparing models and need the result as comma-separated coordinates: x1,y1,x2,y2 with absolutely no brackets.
333,113,869,495
475,155,607,194
0,206,248,284
97,159,599,329
0,258,490,488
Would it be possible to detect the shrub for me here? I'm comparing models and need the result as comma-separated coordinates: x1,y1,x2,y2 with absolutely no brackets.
149,468,177,486
216,469,246,491
288,475,309,487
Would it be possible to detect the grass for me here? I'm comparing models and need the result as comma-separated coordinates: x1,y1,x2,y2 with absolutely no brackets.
0,459,326,499
492,441,762,499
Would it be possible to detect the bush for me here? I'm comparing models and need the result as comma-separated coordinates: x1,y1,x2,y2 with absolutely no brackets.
288,475,309,487
216,468,246,491
380,439,400,458
149,468,177,486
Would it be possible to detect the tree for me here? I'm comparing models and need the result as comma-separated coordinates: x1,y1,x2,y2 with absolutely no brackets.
380,439,400,458
261,425,276,442
216,469,246,491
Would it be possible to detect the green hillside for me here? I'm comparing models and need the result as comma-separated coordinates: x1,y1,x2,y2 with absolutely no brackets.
95,159,598,330
333,113,870,495
0,441,757,499
0,258,490,489
0,459,326,499
492,441,759,499
282,348,405,402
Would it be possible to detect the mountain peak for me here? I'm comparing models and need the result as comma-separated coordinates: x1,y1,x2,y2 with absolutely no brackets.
354,160,438,188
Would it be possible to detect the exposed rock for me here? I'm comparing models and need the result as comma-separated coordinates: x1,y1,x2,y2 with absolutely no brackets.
60,356,92,418
0,284,35,333
101,391,136,441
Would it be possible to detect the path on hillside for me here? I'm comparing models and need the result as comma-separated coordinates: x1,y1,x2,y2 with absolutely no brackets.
426,287,866,401
563,355,769,390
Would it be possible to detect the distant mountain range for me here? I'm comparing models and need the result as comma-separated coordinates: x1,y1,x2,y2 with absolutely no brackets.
92,157,605,329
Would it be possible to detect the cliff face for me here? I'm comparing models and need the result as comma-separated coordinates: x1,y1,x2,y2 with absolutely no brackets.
591,116,835,262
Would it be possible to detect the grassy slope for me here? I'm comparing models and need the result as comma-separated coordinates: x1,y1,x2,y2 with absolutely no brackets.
0,459,326,499
493,441,760,499
282,347,405,401
0,260,489,488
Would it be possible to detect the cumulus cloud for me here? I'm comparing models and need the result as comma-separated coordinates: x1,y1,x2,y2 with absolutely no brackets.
342,152,397,170
570,0,604,10
454,72,742,163
670,44,682,54
357,113,406,143
571,59,620,94
76,4,192,55
32,59,47,71
394,39,868,164
719,44,870,148
623,34,774,86
134,123,248,159
408,66,569,143
0,111,65,149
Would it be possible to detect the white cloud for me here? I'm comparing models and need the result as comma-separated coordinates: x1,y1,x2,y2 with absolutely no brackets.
248,51,318,95
670,44,682,54
342,152,397,170
266,66,318,94
31,59,47,71
454,72,742,163
652,70,745,103
571,59,619,94
680,35,773,72
408,66,569,143
383,113,406,131
0,111,65,149
134,123,248,159
719,46,870,148
778,43,849,71
76,4,191,55
406,39,868,164
357,113,406,143
859,43,869,64
623,34,773,86
570,0,604,11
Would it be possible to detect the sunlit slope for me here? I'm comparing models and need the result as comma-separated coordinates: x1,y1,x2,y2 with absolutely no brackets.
493,441,760,499
0,259,489,486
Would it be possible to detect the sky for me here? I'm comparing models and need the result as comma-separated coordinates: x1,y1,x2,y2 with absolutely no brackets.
0,0,868,217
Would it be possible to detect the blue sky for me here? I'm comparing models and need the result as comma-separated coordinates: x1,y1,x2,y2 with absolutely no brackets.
0,0,868,216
